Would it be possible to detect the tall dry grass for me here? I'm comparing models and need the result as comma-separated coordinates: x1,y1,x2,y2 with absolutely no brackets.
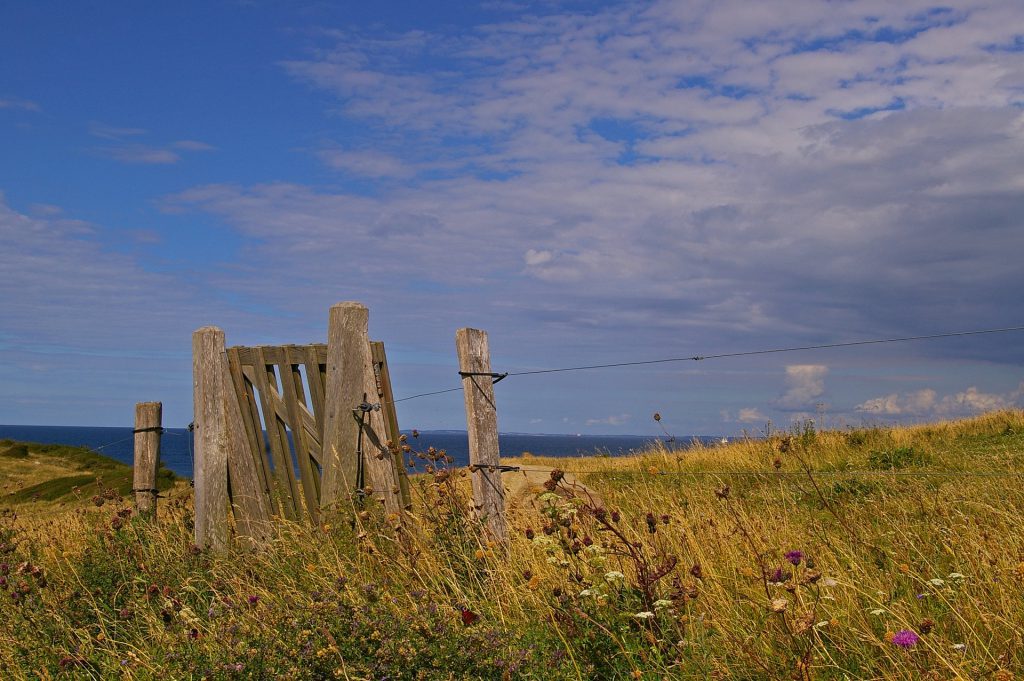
2,410,1022,679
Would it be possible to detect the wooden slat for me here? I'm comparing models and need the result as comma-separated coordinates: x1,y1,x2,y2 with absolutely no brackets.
248,352,301,520
281,346,320,522
227,349,273,504
259,345,287,365
371,341,411,509
303,345,327,432
239,365,289,518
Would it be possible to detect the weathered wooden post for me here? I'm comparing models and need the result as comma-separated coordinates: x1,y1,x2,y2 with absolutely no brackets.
132,401,162,517
321,303,403,515
193,326,272,549
322,304,368,512
455,328,508,542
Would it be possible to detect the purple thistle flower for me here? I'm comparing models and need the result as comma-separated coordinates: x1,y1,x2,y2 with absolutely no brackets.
891,629,919,648
769,567,791,583
785,550,804,566
247,595,259,606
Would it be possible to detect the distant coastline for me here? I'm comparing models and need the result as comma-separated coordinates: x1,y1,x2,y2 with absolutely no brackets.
0,424,722,479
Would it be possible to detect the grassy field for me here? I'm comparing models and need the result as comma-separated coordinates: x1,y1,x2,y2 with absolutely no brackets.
1,411,1023,679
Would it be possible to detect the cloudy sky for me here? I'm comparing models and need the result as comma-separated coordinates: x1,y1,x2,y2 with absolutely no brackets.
2,0,1023,435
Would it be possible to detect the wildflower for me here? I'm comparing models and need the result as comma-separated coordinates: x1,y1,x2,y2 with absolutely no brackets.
634,611,655,619
459,606,479,626
604,571,625,584
927,578,945,587
653,599,673,610
247,595,259,606
952,643,967,652
785,550,804,566
769,567,791,583
869,609,886,616
821,577,838,587
891,629,919,648
769,598,788,613
578,589,598,598
947,572,965,581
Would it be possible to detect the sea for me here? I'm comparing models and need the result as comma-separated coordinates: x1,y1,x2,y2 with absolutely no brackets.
0,424,721,479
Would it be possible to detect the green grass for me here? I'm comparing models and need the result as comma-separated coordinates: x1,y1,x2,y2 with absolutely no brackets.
1,411,1023,679
0,440,178,510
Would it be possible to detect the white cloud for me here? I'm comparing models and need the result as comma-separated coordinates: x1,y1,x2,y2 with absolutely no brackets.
316,148,414,178
0,97,40,112
855,389,937,416
103,145,181,165
173,140,216,152
89,123,213,164
937,387,1016,415
856,384,1022,417
737,407,768,423
88,122,147,140
777,365,828,410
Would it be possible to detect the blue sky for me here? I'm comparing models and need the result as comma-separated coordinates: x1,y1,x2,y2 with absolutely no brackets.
2,0,1023,435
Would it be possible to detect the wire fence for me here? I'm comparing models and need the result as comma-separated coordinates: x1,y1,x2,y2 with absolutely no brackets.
389,324,1024,404
75,323,1024,480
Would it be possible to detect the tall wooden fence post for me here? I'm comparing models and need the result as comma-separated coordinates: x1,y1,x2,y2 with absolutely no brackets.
193,327,230,550
456,328,508,543
322,303,404,516
193,327,273,549
322,303,369,513
132,401,162,517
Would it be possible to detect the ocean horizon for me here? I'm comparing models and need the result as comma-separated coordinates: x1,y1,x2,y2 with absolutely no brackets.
0,424,723,479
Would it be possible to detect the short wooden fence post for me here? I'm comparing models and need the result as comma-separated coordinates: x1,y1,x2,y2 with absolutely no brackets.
455,328,508,543
132,401,162,517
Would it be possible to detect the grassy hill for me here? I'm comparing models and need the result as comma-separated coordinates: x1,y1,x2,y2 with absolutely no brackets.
0,439,178,517
1,411,1022,679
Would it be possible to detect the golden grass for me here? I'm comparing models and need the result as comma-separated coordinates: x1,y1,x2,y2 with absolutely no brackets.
2,410,1023,679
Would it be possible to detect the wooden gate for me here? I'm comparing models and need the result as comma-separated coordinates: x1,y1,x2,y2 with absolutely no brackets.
192,302,410,548
225,341,409,524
